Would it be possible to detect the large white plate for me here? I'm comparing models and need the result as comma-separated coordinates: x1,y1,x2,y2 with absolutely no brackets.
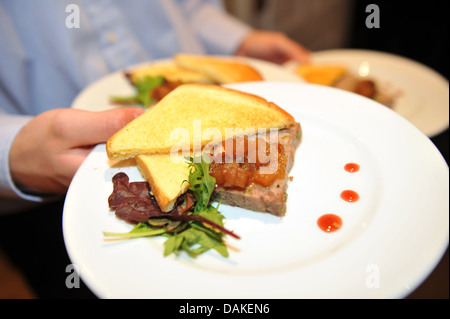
63,82,449,299
288,49,449,137
71,57,302,112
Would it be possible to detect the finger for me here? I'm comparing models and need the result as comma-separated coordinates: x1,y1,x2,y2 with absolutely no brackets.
46,147,95,194
279,38,311,64
64,107,144,147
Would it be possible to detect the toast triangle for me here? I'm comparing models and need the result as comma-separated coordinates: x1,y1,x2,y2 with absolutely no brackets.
174,54,263,83
106,83,296,160
136,154,190,212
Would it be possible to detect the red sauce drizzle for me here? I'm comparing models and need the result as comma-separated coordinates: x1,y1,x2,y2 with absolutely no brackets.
340,190,360,202
317,214,342,233
344,163,360,173
317,163,361,233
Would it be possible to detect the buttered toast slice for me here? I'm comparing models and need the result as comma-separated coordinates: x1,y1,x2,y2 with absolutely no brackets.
106,84,296,160
136,154,191,212
127,54,262,85
174,54,263,84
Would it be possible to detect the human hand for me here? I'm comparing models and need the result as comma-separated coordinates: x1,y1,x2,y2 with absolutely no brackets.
235,30,311,64
9,107,144,194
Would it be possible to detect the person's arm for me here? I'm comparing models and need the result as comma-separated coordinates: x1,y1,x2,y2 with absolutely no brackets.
178,0,310,63
9,107,144,195
1,107,143,213
235,30,311,64
0,113,60,214
178,0,252,55
0,115,34,198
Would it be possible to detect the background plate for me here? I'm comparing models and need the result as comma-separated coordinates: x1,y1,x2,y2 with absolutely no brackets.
288,49,449,137
71,57,302,112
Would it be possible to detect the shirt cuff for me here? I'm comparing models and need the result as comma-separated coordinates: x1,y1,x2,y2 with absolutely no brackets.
0,115,59,212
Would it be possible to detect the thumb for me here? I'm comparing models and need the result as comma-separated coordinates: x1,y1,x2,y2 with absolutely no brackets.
69,107,144,146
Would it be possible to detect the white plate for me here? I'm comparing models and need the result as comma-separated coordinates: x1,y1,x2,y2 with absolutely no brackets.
71,57,302,112
63,82,449,299
288,49,449,137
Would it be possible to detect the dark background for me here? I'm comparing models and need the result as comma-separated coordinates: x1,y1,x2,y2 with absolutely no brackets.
351,1,448,80
0,1,448,300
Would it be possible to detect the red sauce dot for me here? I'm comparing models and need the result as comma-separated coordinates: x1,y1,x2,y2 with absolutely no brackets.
341,190,360,202
318,214,342,233
344,163,360,173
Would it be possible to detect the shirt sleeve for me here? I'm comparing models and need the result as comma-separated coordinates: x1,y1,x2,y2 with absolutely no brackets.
179,0,253,55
